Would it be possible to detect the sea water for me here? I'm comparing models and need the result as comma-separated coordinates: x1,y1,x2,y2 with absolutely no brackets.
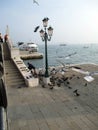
24,43,98,68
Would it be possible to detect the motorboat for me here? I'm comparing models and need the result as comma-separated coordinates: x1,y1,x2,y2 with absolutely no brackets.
18,42,38,52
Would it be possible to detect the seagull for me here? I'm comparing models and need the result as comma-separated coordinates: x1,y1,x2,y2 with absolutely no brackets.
56,59,67,68
72,67,98,82
56,59,73,70
34,26,40,32
65,52,77,59
72,67,89,75
17,42,24,46
33,0,39,5
57,52,77,59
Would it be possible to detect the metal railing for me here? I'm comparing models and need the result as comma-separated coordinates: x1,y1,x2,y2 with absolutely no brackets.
0,43,9,130
0,107,5,130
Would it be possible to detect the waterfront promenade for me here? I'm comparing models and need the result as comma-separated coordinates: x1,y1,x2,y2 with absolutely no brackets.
7,64,98,130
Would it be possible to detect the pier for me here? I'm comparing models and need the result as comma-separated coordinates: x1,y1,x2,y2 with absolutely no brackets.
20,50,43,60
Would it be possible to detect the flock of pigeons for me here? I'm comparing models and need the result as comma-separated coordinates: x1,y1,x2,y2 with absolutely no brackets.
38,63,98,97
38,66,81,96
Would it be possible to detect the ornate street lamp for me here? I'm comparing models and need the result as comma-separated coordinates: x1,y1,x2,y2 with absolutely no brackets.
39,17,53,77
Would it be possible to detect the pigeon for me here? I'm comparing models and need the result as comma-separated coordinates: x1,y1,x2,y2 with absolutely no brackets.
42,84,45,88
77,76,80,79
34,26,40,32
73,89,78,93
33,0,39,5
6,72,8,75
67,81,70,84
68,86,72,89
73,89,80,96
48,83,54,89
62,77,69,81
26,76,29,79
57,82,61,87
49,86,53,90
84,83,87,86
18,86,22,89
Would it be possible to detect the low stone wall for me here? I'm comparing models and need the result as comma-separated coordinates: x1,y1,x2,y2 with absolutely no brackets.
20,51,43,60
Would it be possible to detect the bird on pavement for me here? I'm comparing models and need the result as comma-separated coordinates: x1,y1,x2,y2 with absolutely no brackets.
48,83,54,90
73,89,80,96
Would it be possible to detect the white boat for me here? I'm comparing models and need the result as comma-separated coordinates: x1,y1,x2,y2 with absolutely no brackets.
18,42,38,52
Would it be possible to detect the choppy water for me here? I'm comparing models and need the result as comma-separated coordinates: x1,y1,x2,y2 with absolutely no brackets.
24,43,98,68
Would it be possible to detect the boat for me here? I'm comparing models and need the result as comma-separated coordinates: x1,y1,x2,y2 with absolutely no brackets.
59,43,66,46
83,46,89,48
18,42,38,52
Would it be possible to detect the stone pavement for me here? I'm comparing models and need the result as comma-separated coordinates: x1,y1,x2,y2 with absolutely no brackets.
7,84,98,130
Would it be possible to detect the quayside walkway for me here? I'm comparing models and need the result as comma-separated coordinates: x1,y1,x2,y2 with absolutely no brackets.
7,82,98,130
2,28,98,130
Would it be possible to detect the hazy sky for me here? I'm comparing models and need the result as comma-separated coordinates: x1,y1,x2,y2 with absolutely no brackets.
0,0,98,44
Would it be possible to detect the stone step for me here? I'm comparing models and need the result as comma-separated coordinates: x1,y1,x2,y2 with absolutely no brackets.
6,81,25,87
5,69,20,74
4,60,25,87
4,64,17,67
4,64,16,67
6,80,25,85
6,77,25,86
5,69,21,75
5,75,23,80
5,69,23,75
6,77,24,82
5,73,23,78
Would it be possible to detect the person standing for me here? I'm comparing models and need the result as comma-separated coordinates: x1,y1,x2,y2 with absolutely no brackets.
4,34,8,43
0,33,3,43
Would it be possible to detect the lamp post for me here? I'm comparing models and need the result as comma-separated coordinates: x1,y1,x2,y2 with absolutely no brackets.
39,17,53,78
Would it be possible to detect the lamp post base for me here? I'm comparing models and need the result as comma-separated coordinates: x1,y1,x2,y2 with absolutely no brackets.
43,77,50,85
